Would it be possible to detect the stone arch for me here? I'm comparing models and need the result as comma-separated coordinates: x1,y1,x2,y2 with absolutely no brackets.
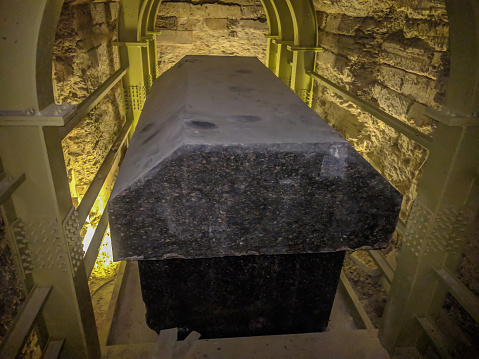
0,0,64,113
260,0,319,103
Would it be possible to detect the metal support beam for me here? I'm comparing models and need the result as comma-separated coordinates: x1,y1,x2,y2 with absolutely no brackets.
0,286,51,359
100,261,128,348
0,67,127,130
415,316,455,359
285,0,318,105
84,210,109,278
443,1,479,116
260,0,279,73
269,0,294,87
434,268,479,324
367,250,394,285
308,71,433,149
77,117,133,225
338,271,375,330
0,173,26,206
0,126,101,358
120,0,158,131
0,0,62,112
60,67,128,138
42,340,65,359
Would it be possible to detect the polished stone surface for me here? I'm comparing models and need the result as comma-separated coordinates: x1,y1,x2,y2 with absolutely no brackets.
108,55,402,261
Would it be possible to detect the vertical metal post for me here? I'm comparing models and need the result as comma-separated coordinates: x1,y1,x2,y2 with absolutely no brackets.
379,1,479,355
268,0,294,87
0,0,102,357
119,0,157,132
0,126,101,358
260,0,280,74
285,0,318,106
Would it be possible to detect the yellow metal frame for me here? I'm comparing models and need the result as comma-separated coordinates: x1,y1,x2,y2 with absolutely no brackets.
1,0,478,357
260,0,318,105
0,0,159,357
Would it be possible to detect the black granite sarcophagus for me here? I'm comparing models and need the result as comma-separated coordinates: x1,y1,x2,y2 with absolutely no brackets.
109,56,401,339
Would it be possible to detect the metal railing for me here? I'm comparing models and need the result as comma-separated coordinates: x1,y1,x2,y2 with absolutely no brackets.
309,69,479,358
0,65,131,358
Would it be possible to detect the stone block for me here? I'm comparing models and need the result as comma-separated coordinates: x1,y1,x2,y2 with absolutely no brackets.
139,252,345,338
90,2,107,25
407,102,434,129
239,19,268,31
380,39,434,77
157,30,194,44
160,3,191,18
109,56,401,261
316,12,327,29
316,50,353,83
323,13,362,35
372,83,414,121
318,31,363,59
191,4,242,19
204,18,228,31
378,65,438,106
313,0,393,17
156,15,177,30
241,5,265,19
404,19,448,51
177,17,199,31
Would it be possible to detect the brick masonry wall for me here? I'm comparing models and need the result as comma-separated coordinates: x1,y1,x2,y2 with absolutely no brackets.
53,0,125,206
311,0,449,221
155,0,268,75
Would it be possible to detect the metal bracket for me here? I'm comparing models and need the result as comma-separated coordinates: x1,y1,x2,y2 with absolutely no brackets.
25,220,67,272
112,41,148,47
0,103,76,127
287,45,323,52
426,107,479,127
295,89,312,106
403,201,432,258
11,219,32,276
272,39,294,45
124,85,146,112
62,207,83,275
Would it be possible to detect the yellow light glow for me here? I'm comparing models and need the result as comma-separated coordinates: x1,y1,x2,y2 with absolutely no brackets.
91,228,119,279
83,218,95,253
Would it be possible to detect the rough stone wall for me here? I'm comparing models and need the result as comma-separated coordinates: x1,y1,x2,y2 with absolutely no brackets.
53,0,125,207
311,0,449,221
156,0,267,75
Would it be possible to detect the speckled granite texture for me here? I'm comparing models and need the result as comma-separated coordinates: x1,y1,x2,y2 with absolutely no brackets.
138,252,345,339
109,55,401,261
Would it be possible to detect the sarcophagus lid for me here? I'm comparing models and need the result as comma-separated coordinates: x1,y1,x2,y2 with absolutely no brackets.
109,56,401,261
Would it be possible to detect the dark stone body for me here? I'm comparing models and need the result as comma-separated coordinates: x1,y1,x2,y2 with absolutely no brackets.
113,144,400,260
139,252,345,339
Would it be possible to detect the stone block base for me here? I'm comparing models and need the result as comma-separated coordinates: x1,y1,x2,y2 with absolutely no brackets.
138,252,345,339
